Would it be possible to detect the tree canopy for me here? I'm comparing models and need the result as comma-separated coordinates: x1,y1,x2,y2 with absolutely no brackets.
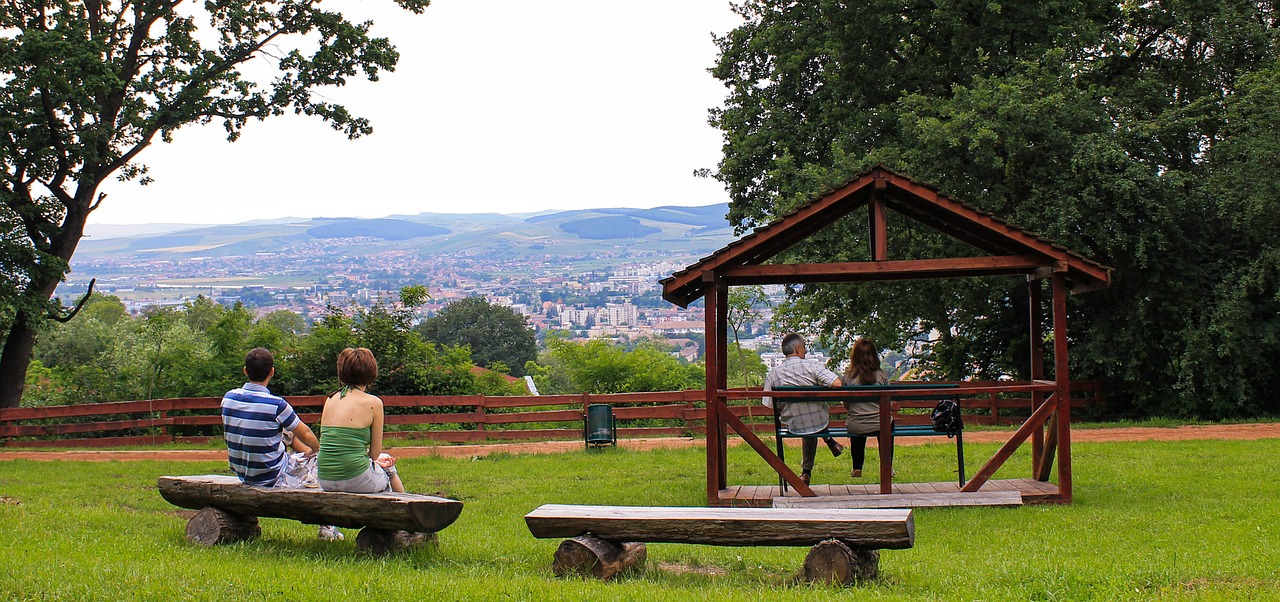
710,1,1280,419
0,0,430,407
525,335,704,395
24,290,515,407
416,297,537,377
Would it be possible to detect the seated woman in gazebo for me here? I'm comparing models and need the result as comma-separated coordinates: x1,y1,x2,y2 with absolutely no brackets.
842,338,892,478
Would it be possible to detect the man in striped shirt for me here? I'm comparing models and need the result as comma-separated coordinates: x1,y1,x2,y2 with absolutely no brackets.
221,347,320,486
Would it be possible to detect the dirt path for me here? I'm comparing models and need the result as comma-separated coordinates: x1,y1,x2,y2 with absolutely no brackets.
1,423,1276,462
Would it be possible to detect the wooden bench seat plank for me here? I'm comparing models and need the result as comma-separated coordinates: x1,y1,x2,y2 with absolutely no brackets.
773,491,1022,509
524,504,914,549
158,475,462,533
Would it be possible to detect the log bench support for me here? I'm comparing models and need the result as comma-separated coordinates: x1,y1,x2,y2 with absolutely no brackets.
525,504,912,585
186,506,260,546
552,535,648,580
159,475,462,555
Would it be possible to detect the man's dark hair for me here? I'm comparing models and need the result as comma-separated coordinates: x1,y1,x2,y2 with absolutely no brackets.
244,347,274,382
781,333,805,357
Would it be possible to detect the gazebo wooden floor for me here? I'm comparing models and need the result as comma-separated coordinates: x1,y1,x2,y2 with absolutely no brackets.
716,478,1062,508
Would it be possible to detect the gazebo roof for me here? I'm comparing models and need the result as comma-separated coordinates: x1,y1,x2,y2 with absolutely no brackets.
661,165,1112,307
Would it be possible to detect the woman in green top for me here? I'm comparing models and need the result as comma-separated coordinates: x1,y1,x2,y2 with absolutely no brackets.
317,347,405,493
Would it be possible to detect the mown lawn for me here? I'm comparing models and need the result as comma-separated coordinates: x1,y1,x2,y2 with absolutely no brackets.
1,437,1277,600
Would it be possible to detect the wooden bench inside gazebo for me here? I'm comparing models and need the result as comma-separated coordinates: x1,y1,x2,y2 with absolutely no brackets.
659,166,1112,507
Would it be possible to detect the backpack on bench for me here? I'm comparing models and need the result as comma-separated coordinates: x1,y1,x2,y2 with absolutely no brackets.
930,398,963,437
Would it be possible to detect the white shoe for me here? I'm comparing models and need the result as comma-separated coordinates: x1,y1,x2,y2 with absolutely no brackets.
317,525,344,541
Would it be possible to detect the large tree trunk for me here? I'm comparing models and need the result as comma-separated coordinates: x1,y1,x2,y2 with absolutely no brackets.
0,310,46,408
0,202,92,409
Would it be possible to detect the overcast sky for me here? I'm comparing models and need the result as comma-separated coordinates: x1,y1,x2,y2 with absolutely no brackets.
87,0,743,227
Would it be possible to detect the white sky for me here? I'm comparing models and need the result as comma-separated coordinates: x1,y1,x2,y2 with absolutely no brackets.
88,0,743,226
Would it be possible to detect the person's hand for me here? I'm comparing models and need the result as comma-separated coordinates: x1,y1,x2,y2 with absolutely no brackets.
375,453,396,469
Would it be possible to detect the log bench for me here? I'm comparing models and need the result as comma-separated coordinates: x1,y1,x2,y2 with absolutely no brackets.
158,475,463,555
524,504,914,584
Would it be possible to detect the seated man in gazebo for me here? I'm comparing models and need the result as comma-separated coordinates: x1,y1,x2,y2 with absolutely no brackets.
762,333,844,485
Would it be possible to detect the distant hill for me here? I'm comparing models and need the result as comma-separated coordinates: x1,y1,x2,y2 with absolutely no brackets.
74,202,733,263
558,216,661,239
307,219,450,240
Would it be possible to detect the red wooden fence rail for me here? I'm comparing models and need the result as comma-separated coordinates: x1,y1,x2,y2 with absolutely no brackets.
0,381,1103,448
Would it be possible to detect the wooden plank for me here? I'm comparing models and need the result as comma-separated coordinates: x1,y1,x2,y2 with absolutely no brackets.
157,475,462,532
612,405,688,420
4,435,174,447
773,491,1023,509
0,399,175,421
985,479,1013,491
720,256,1050,285
916,482,944,494
524,504,914,549
381,412,484,425
481,409,581,424
0,417,170,437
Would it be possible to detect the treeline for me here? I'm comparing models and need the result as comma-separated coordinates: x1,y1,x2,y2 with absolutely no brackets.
22,290,710,407
23,289,528,406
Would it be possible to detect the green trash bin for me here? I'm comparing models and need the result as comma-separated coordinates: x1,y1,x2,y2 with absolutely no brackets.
584,404,616,447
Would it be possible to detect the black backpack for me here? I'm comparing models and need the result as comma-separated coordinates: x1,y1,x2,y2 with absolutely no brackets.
931,398,963,437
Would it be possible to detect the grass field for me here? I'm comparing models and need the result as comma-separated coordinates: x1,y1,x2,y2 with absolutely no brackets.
1,437,1278,600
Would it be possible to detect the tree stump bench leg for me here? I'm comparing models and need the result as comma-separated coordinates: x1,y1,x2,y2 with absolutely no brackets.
802,539,879,585
552,535,647,580
355,529,438,556
185,507,261,546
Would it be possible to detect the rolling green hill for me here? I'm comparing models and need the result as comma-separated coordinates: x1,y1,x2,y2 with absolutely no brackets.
75,203,734,263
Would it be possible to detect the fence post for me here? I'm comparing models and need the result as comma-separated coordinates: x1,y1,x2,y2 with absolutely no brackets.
477,395,487,442
582,393,591,443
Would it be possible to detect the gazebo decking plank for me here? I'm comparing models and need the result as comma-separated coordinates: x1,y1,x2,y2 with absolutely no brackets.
716,478,1060,507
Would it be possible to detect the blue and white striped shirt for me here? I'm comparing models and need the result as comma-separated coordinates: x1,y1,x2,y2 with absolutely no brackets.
221,383,301,486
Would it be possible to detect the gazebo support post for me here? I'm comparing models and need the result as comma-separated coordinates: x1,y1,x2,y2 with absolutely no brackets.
715,284,729,488
703,272,724,505
1028,278,1051,480
869,179,888,260
1052,272,1073,502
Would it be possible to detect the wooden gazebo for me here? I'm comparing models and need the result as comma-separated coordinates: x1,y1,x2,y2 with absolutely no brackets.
660,166,1112,506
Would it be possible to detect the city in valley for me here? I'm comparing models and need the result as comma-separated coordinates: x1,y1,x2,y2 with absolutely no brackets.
62,204,807,364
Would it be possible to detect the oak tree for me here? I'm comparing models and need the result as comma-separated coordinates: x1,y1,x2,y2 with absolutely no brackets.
710,0,1279,418
0,0,429,407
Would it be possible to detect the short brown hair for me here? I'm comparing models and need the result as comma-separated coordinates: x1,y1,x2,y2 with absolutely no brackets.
244,347,274,382
337,347,378,386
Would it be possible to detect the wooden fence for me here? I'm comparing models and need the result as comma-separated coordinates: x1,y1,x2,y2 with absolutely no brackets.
0,381,1103,448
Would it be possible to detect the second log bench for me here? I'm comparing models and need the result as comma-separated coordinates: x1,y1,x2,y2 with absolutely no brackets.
158,474,463,555
524,504,914,584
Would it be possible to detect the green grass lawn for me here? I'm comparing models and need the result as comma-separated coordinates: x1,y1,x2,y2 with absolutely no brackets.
1,438,1278,600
